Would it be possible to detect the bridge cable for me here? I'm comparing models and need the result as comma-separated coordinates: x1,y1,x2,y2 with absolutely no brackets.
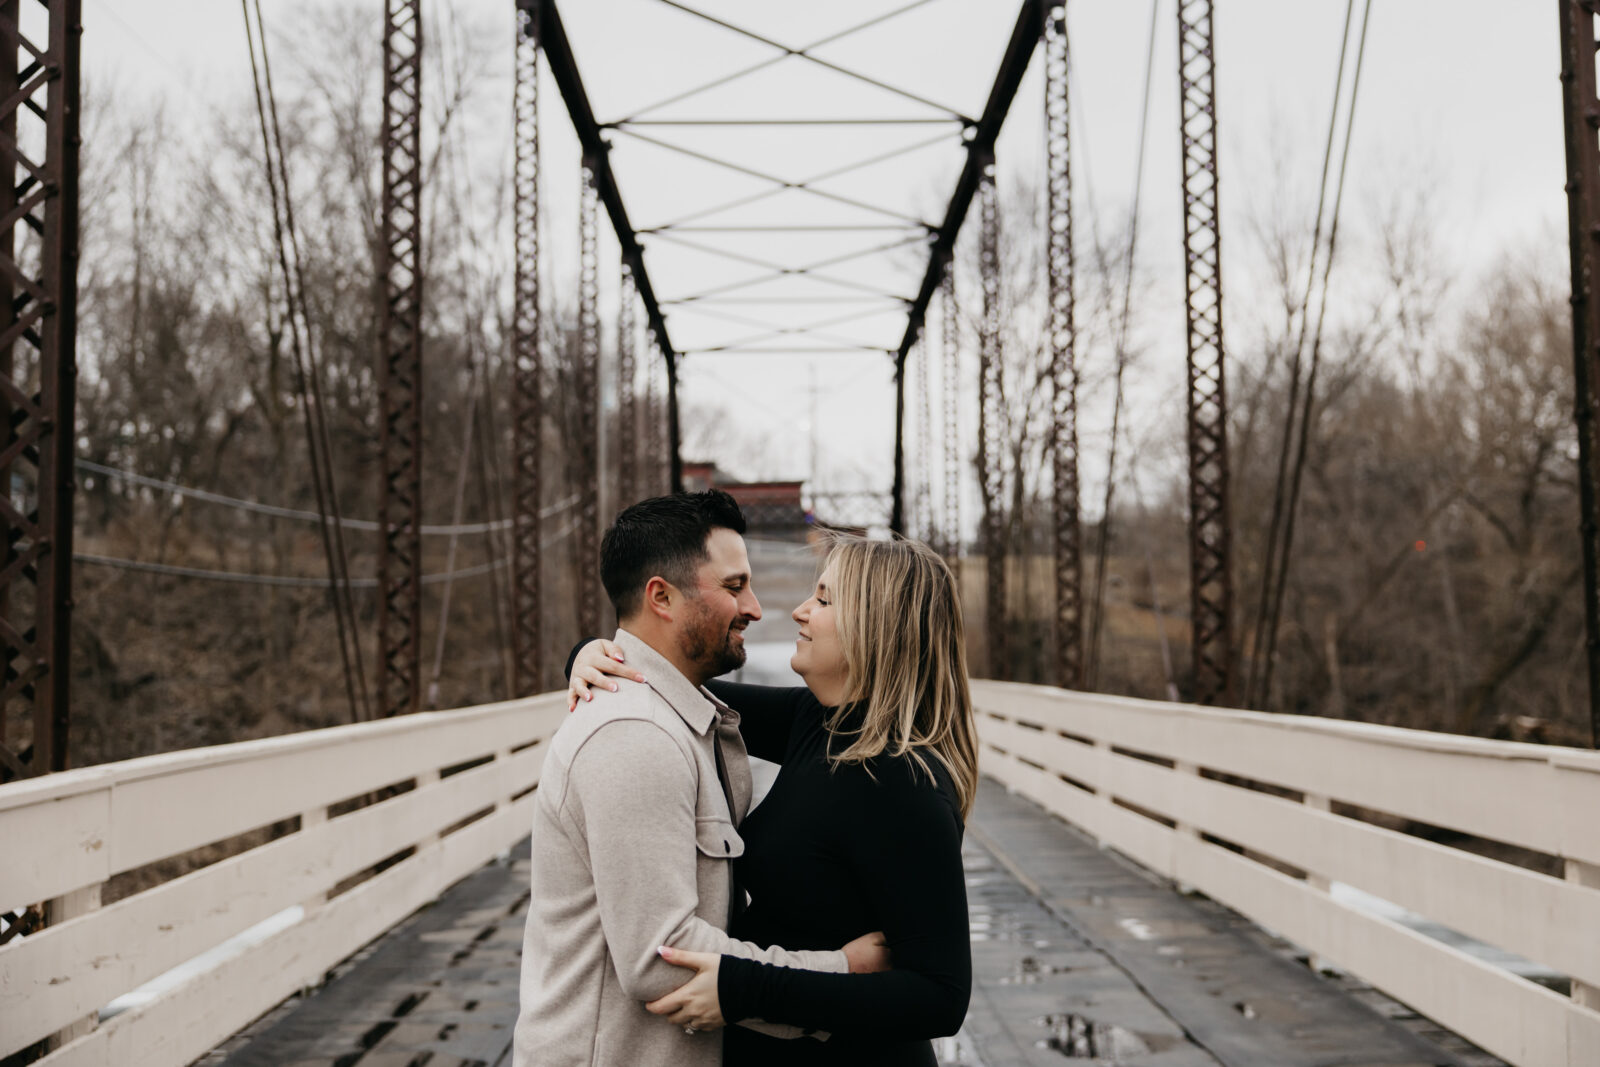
1248,0,1374,710
241,0,371,722
425,4,506,708
77,458,577,533
1085,0,1161,688
74,518,577,589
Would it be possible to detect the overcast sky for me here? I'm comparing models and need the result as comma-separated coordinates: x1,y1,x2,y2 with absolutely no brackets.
87,1,1568,521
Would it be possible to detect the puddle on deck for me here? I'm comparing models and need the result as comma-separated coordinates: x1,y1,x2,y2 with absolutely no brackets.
1034,1013,1181,1059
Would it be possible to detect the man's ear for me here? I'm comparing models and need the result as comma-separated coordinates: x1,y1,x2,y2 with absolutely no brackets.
643,575,675,621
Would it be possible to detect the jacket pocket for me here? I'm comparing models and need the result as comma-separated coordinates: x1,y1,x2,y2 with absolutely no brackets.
694,816,744,859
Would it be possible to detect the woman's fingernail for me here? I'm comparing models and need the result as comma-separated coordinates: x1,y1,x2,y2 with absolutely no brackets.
585,692,592,702
609,684,618,692
657,946,672,958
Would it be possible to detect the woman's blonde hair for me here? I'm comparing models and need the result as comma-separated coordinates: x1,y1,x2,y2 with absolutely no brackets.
822,536,979,820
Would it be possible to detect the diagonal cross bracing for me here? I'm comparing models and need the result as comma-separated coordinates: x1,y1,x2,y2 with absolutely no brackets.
650,0,974,123
890,0,1049,532
527,0,684,489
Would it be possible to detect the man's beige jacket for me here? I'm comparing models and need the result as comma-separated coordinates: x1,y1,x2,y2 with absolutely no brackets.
512,629,847,1066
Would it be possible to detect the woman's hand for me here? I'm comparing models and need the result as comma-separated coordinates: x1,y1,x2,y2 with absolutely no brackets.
647,945,724,1031
567,639,647,711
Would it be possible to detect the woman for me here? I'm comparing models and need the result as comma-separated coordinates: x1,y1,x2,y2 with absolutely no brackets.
568,536,978,1066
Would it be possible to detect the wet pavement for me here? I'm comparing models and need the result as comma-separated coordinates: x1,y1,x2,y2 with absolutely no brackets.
205,779,1495,1067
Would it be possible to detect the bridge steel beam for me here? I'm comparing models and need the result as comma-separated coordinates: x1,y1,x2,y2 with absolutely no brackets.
1177,0,1234,705
1045,3,1083,690
378,0,424,717
1560,0,1600,748
889,0,1048,535
0,0,81,782
512,0,542,697
524,0,683,493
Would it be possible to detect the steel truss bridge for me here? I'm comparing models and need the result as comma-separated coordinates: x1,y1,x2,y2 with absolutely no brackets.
1,2,1600,1065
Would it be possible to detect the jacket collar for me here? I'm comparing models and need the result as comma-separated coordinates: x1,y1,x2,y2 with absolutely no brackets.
613,628,728,736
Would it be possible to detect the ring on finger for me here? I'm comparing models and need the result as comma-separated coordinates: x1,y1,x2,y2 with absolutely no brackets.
684,1025,698,1035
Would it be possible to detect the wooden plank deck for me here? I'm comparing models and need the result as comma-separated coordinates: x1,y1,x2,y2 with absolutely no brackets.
202,780,1500,1066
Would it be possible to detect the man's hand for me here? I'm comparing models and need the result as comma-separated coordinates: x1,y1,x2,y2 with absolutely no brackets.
568,639,647,711
841,930,890,974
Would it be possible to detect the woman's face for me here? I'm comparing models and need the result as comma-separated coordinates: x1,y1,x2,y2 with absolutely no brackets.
791,563,848,706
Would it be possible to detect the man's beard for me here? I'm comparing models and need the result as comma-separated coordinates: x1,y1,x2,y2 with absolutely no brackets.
683,601,747,678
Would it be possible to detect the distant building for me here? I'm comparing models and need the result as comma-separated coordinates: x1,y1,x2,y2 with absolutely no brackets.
682,461,808,541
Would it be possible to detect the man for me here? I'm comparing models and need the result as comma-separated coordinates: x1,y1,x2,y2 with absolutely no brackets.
514,491,880,1066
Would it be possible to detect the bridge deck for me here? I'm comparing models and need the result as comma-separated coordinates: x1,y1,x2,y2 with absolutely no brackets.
203,781,1498,1067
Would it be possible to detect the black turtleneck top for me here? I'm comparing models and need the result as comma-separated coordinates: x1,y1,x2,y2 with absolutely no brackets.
703,679,970,1067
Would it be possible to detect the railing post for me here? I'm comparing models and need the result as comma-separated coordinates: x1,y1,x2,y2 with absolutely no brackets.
44,885,100,1048
1569,857,1600,1009
1173,759,1199,891
300,805,330,913
416,769,442,849
494,748,514,811
1091,737,1114,847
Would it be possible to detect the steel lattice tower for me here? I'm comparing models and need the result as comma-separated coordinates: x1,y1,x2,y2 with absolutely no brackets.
0,0,80,781
1177,0,1233,704
512,0,543,697
1045,4,1083,690
576,163,601,638
977,166,1008,679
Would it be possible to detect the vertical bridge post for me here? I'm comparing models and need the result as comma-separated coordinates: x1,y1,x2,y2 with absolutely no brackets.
618,263,637,509
1560,0,1600,749
513,0,543,696
379,0,424,717
940,272,961,568
576,162,601,639
0,0,80,780
1177,0,1234,704
977,165,1008,679
1045,2,1082,689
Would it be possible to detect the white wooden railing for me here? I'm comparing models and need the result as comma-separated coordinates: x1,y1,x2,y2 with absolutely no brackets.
971,679,1600,1067
5,684,1598,1067
0,694,566,1066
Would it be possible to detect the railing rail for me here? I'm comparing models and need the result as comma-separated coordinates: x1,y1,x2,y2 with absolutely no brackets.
971,679,1600,1067
0,694,566,1065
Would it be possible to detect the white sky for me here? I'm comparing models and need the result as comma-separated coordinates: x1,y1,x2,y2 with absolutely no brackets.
87,0,1568,521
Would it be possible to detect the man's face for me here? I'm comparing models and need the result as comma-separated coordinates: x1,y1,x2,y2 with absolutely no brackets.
678,527,762,680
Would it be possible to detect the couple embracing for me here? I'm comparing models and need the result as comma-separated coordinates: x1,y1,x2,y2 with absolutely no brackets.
513,489,977,1066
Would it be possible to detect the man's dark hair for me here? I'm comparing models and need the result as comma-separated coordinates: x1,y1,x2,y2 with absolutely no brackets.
600,490,747,618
